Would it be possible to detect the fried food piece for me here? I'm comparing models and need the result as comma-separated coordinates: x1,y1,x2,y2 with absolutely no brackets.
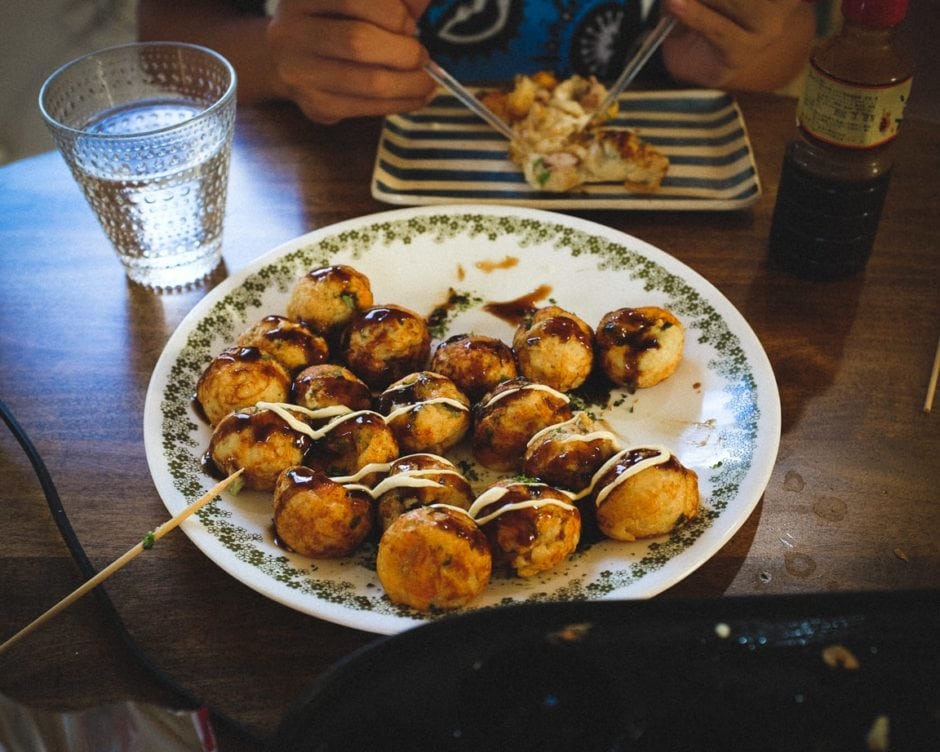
273,465,373,558
206,404,312,492
292,364,372,412
342,305,431,390
591,446,700,541
377,506,492,611
235,314,329,374
307,410,399,478
594,306,684,390
195,346,292,426
513,305,594,392
374,453,474,531
518,129,670,193
522,411,620,492
375,371,471,454
286,264,373,337
472,377,573,472
429,333,518,403
469,479,580,578
497,72,668,193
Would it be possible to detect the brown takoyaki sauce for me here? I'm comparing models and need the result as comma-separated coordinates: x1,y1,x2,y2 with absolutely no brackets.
525,436,612,487
429,509,490,553
254,315,327,360
595,309,664,390
522,313,593,348
594,447,681,495
316,412,385,452
427,288,470,333
350,305,415,330
291,368,372,410
483,284,552,326
475,255,519,272
472,483,559,521
193,346,269,423
274,465,321,506
375,372,435,412
201,407,312,478
306,264,360,289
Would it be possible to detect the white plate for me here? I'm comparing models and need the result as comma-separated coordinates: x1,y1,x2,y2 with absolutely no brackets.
372,89,761,210
144,205,780,635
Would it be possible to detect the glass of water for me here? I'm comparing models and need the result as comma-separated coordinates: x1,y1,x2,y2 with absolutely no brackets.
39,42,237,291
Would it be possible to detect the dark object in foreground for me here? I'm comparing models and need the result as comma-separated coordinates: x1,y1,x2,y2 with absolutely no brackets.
270,589,938,751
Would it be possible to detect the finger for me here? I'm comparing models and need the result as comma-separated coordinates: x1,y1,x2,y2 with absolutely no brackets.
294,88,434,124
664,0,751,49
280,57,436,103
282,0,418,34
271,14,429,70
312,17,429,68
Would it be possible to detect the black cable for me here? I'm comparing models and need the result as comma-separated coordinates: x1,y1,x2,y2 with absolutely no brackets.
0,397,265,749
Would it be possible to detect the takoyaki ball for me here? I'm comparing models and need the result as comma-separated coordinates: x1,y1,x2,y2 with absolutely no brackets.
592,446,700,541
307,410,399,479
273,466,373,558
374,453,474,531
235,315,329,374
206,405,313,492
595,306,684,390
429,334,518,403
522,411,620,492
513,306,594,392
472,377,573,472
286,264,373,338
377,506,491,611
469,480,580,578
195,346,292,426
342,305,432,390
375,371,471,454
292,364,372,412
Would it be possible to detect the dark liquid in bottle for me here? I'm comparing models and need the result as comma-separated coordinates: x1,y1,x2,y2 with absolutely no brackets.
769,152,892,280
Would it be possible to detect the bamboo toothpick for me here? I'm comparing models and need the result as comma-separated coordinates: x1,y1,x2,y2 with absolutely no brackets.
925,335,940,414
0,470,243,655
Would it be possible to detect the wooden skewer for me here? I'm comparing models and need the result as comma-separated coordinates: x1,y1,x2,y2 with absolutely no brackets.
925,334,940,414
0,470,243,655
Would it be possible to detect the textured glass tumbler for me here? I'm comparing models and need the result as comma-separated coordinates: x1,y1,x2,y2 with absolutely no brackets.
39,42,237,291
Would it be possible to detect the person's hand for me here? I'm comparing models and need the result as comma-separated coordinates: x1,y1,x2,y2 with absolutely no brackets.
660,0,817,91
266,0,437,123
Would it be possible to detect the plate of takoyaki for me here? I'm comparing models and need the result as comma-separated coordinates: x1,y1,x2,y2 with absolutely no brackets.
144,204,780,635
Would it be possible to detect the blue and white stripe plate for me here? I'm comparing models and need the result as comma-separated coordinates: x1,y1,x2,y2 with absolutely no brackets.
372,89,761,210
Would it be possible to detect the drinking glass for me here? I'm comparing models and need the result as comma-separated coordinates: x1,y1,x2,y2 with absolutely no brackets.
39,42,237,291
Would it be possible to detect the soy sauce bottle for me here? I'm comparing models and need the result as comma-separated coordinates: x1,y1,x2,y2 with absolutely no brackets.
768,0,914,280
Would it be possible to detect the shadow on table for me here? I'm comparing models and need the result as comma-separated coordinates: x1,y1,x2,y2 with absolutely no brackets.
741,265,864,436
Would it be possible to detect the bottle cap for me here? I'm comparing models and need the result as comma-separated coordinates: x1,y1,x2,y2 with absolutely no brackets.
841,0,908,28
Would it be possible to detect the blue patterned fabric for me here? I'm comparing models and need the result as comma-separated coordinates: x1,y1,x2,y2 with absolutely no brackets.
418,0,655,83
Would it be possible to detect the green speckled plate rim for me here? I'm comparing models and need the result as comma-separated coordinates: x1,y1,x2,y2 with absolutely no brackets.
143,204,780,635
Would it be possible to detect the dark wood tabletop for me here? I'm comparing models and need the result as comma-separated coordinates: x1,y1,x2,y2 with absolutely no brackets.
1,92,938,751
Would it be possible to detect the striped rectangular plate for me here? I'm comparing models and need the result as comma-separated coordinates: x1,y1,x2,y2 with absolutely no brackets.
371,89,761,210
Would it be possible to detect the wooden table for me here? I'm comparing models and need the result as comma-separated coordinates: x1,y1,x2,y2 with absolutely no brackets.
1,93,938,750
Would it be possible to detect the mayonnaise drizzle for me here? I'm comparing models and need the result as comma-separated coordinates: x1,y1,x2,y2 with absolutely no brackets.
384,397,469,422
328,454,465,499
255,401,365,440
368,469,465,499
480,381,570,411
466,484,577,526
525,411,620,450
575,445,673,507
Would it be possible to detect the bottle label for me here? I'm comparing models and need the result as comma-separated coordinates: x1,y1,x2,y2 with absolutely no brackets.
798,65,912,149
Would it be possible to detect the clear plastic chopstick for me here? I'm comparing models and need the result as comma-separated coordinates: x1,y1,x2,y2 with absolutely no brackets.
423,60,516,140
594,14,678,118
